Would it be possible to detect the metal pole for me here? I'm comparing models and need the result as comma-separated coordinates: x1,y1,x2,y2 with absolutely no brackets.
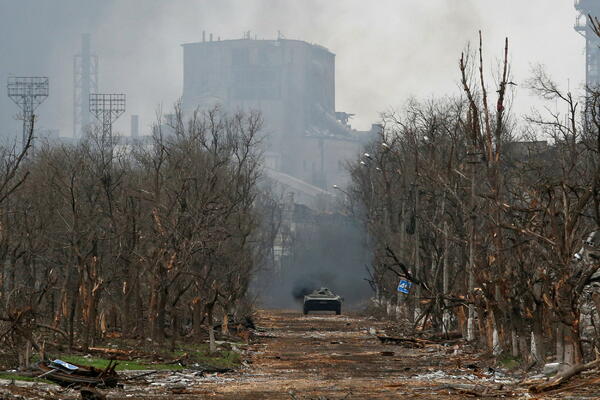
396,196,406,320
467,156,476,341
413,132,421,323
414,183,421,322
442,200,450,334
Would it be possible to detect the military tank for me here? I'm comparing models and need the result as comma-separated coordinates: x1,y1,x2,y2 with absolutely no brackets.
303,287,342,315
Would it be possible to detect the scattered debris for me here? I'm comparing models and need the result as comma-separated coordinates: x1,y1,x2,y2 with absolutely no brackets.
433,383,491,397
529,358,600,393
543,362,561,376
289,390,352,400
120,370,159,382
35,359,119,388
188,362,233,374
169,384,188,394
80,388,106,400
376,335,433,348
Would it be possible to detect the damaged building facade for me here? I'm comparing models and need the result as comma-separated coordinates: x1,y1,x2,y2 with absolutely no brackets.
181,34,378,206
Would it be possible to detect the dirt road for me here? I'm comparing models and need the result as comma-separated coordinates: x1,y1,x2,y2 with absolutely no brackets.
206,310,481,399
7,309,587,399
118,309,522,399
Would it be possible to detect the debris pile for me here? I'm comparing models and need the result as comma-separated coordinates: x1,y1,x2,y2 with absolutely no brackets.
36,359,119,388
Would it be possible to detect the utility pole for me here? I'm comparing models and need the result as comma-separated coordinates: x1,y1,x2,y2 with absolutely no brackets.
466,150,481,341
7,77,49,149
442,197,450,334
381,142,409,321
413,132,421,324
413,182,421,323
396,193,407,320
468,164,475,341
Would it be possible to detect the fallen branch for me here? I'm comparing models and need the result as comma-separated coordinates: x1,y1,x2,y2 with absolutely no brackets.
422,330,463,341
529,359,600,393
164,352,188,365
64,345,139,360
533,375,600,396
289,391,352,400
121,370,159,381
436,384,485,397
376,335,433,348
189,363,233,373
36,323,69,340
88,346,134,356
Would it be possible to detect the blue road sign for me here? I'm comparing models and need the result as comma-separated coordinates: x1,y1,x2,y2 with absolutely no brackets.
397,280,413,294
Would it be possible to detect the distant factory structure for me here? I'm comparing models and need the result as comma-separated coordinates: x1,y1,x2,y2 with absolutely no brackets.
181,33,378,204
575,0,600,89
73,34,98,139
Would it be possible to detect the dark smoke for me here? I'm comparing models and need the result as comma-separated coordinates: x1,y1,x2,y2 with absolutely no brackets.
292,282,314,302
255,211,372,310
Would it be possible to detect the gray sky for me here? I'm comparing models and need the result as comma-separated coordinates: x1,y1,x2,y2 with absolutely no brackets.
0,0,586,138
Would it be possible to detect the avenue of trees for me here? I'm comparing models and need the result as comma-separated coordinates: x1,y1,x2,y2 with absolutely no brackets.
0,107,279,366
349,24,600,370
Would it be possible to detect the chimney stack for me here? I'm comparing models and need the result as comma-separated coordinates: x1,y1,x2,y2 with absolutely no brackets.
131,115,139,138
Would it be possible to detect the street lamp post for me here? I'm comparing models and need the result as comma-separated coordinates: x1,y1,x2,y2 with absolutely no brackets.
381,141,411,321
466,150,482,342
360,154,376,217
332,184,351,210
412,181,421,324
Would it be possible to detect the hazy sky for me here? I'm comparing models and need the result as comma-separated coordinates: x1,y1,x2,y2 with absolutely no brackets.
0,0,586,138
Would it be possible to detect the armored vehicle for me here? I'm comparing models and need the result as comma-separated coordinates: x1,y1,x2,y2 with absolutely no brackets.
303,287,342,315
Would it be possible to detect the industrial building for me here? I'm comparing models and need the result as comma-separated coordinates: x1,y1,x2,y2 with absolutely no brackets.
181,34,378,204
